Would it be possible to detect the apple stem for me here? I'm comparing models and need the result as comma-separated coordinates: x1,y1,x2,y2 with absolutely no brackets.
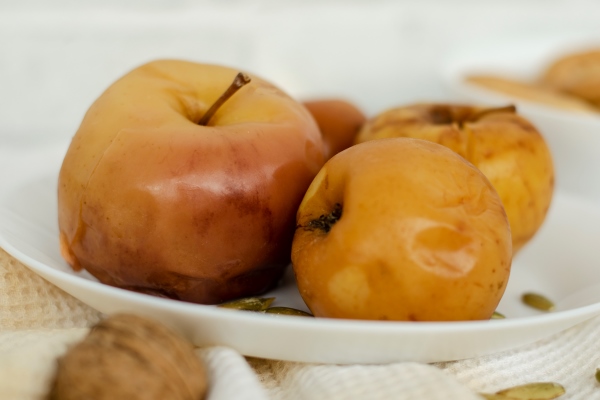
305,203,343,233
198,72,251,126
469,104,516,122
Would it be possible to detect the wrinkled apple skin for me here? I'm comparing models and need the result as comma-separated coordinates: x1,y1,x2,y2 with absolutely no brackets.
355,104,554,254
541,49,600,107
303,99,366,160
292,138,511,321
58,60,324,304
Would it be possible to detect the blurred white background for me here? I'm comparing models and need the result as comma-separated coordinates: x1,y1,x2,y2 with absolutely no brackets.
1,0,599,145
1,4,600,397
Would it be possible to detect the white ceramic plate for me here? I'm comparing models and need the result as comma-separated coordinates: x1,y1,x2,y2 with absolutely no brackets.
441,33,600,203
2,158,600,365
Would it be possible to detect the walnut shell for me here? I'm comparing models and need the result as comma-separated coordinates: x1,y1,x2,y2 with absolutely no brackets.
48,314,207,400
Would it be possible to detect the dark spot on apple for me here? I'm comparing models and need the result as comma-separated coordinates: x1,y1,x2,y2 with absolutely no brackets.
408,313,418,321
227,187,262,216
429,106,454,125
375,261,392,278
192,210,217,234
455,220,467,232
305,203,342,233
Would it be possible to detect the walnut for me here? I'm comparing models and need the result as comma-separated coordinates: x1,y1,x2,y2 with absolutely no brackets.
47,313,207,400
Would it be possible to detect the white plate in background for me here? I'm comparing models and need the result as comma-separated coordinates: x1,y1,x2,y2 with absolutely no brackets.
1,156,600,364
441,33,600,202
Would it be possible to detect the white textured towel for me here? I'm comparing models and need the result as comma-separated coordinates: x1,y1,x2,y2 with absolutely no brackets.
1,247,599,400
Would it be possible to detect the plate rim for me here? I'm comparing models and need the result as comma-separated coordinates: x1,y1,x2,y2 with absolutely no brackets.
2,161,600,363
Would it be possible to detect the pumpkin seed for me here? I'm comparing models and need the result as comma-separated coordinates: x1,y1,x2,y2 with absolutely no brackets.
265,307,314,317
218,297,275,311
491,311,506,319
495,382,565,399
522,292,555,312
479,394,519,400
595,368,600,383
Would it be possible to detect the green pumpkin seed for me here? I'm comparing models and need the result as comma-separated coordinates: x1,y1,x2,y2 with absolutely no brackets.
264,307,314,317
491,311,506,319
595,368,600,383
494,382,565,399
522,292,555,312
480,394,519,400
218,297,275,311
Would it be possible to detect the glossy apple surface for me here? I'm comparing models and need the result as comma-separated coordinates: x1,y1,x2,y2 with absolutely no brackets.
292,138,512,321
303,99,366,160
355,104,554,253
58,60,324,304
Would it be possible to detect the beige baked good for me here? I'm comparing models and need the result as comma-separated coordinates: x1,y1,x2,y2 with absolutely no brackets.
466,74,598,113
541,49,600,107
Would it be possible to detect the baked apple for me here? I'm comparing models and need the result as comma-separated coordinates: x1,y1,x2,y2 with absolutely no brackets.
541,49,600,107
58,60,325,304
292,138,512,321
303,99,366,160
355,103,554,253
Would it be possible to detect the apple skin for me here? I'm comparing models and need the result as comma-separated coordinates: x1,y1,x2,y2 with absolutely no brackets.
292,138,512,321
58,60,325,304
541,49,600,107
355,104,554,254
302,99,366,160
